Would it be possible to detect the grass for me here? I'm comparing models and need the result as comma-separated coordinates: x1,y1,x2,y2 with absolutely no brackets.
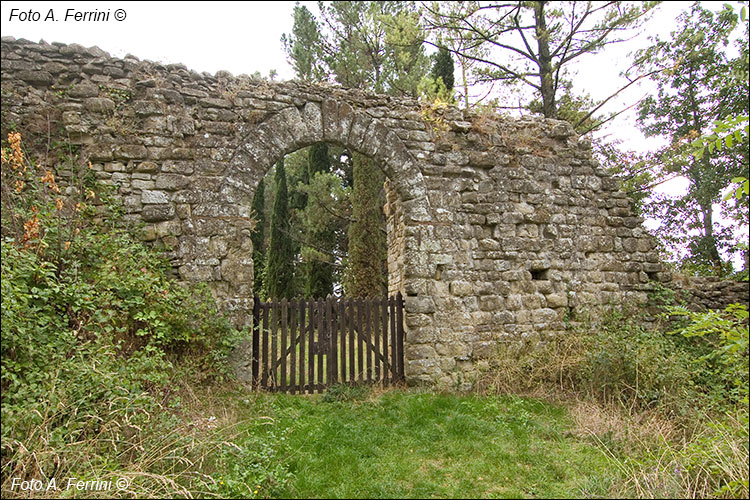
225,387,615,498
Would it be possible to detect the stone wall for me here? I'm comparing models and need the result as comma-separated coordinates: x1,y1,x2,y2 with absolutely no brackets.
3,37,743,388
671,275,749,311
384,178,406,298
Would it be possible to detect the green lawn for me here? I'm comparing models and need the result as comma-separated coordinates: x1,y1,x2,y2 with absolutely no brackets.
221,388,614,498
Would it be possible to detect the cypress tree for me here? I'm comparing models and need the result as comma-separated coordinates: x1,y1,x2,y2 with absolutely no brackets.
344,153,387,298
432,46,455,91
251,177,266,297
264,159,296,300
304,143,336,298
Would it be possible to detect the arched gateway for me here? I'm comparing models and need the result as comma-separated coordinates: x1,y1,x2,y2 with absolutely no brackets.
1,38,672,388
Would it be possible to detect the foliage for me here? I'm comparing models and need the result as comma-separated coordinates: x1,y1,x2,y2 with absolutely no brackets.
630,2,749,274
281,3,417,298
280,3,325,83
595,139,653,216
481,298,749,498
431,46,454,91
600,408,749,499
207,428,293,499
418,46,455,104
1,132,243,496
421,1,490,109
344,153,387,298
321,383,370,403
582,310,698,414
282,1,430,96
263,159,296,300
668,303,749,407
240,390,613,498
422,1,658,118
302,143,337,298
529,78,613,134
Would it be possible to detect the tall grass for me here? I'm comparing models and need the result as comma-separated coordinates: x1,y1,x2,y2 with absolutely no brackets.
477,300,749,499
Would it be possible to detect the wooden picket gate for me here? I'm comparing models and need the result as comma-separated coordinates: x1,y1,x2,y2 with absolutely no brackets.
251,293,405,393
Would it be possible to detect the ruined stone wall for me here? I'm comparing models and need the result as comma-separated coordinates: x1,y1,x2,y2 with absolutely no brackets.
5,37,742,389
671,275,748,311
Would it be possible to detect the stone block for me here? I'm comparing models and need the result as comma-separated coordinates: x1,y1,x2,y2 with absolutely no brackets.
141,190,169,204
84,97,115,113
406,296,436,314
142,204,175,222
450,281,473,296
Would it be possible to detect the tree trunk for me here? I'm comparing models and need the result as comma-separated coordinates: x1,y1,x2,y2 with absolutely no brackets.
534,1,556,118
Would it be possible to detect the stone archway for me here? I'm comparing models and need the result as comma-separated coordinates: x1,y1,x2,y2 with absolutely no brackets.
212,99,435,380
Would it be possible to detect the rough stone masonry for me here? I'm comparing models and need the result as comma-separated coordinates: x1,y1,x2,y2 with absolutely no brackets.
2,38,746,388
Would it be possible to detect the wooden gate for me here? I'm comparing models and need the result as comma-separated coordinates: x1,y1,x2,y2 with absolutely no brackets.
251,293,405,393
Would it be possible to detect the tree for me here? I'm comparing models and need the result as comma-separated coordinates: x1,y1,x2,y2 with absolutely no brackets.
263,159,296,300
423,1,490,108
423,1,658,118
303,143,337,298
280,3,326,82
631,2,749,274
432,46,455,91
419,45,456,103
283,1,429,96
251,177,266,297
344,153,387,298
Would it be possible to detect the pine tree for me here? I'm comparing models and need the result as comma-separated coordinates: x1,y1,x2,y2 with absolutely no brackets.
251,177,266,297
263,159,296,300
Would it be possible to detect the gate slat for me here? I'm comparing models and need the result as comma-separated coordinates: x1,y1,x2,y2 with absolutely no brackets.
381,297,389,386
396,292,404,382
348,298,355,383
289,300,297,394
299,300,306,394
316,298,324,392
388,297,398,382
357,299,364,382
261,303,269,388
373,298,381,382
339,297,346,384
308,299,315,394
280,298,287,392
253,295,403,393
252,296,260,387
366,300,373,383
329,296,338,384
272,300,279,388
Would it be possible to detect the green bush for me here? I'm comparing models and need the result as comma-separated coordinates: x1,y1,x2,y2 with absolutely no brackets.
1,132,244,495
583,310,698,414
668,303,749,407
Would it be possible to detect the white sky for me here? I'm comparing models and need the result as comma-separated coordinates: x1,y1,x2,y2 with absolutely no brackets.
2,1,745,261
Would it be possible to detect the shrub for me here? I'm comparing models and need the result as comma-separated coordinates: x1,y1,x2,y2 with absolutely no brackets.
668,303,749,408
1,132,244,496
582,310,698,415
